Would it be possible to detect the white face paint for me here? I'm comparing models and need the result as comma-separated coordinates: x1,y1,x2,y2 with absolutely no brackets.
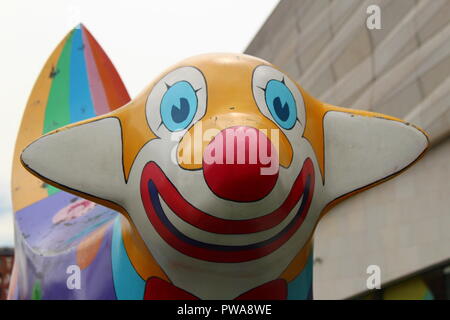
122,65,327,299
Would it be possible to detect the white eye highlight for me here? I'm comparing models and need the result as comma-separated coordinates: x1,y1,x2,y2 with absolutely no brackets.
146,67,207,140
252,65,305,134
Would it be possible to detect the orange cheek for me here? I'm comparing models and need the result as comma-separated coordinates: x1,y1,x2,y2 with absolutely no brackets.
110,93,157,182
176,113,293,170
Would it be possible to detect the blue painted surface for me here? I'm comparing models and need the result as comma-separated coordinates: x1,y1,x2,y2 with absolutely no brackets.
264,79,297,129
69,27,96,122
160,81,198,131
111,217,145,300
287,250,313,300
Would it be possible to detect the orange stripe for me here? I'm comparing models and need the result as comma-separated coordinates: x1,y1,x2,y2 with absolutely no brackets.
279,238,313,282
82,26,130,111
121,216,169,281
76,221,112,270
12,33,71,212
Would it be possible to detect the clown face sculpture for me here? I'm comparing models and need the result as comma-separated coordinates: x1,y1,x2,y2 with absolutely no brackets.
13,31,427,300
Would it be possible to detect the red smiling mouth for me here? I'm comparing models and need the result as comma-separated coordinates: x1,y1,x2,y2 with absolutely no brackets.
140,158,314,263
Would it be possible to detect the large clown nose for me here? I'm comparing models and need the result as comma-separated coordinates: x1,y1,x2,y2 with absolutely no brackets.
202,126,279,202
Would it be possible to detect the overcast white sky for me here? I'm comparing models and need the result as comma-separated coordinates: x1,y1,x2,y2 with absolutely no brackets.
0,0,278,246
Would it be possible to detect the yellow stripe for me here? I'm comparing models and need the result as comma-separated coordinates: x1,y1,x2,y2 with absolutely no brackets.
12,33,71,212
121,216,169,281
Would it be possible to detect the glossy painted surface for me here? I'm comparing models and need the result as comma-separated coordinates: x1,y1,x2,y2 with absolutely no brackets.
12,24,129,210
9,25,131,299
10,26,429,300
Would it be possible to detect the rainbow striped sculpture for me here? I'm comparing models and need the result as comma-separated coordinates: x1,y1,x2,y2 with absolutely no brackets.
10,25,129,299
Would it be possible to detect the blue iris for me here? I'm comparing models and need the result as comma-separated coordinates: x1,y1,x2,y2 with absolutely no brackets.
265,80,297,129
160,81,198,131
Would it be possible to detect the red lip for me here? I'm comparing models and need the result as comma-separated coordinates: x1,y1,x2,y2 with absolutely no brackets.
140,158,315,262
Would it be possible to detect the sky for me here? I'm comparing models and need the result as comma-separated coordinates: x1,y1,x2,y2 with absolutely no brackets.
0,0,279,247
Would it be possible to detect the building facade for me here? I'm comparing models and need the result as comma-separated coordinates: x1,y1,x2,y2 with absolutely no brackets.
0,248,14,300
246,0,450,299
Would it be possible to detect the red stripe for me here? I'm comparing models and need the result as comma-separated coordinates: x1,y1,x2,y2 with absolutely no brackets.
140,160,314,263
141,160,313,234
81,28,110,115
144,277,287,300
82,25,130,111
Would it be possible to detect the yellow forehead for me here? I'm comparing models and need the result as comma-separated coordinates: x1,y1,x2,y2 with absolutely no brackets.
168,53,272,116
112,53,328,181
177,53,270,77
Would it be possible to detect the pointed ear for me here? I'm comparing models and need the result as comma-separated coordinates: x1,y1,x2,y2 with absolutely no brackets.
323,107,428,203
21,117,126,207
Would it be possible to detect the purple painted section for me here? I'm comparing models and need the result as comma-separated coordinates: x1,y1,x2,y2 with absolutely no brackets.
81,28,110,115
16,221,116,299
15,191,118,299
16,191,117,253
78,223,117,299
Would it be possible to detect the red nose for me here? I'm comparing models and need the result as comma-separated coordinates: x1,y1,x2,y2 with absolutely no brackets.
202,126,279,202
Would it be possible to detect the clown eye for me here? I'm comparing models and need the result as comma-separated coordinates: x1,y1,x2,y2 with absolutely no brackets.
252,66,305,135
146,66,207,139
264,80,297,130
160,81,198,131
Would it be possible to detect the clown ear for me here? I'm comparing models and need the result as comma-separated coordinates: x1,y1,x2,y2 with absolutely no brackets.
21,117,126,207
323,108,428,203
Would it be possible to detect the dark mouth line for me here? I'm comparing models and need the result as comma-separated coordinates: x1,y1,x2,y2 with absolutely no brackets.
140,159,314,234
148,175,310,252
140,158,315,263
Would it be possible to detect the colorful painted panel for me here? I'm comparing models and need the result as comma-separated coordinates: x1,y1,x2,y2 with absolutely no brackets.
9,25,130,299
12,24,130,210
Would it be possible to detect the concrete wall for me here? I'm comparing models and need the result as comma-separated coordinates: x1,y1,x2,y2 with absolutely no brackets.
245,0,450,299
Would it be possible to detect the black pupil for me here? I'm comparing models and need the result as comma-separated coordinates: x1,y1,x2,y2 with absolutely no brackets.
171,97,190,123
273,96,290,121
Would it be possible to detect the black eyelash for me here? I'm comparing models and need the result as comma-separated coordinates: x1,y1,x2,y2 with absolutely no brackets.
257,86,266,92
165,82,171,89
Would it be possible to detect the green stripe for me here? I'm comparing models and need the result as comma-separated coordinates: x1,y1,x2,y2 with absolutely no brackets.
43,31,74,195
